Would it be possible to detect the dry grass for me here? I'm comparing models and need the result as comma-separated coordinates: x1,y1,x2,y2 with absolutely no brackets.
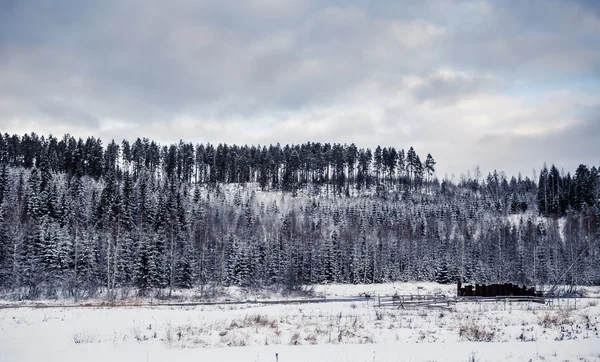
539,309,572,328
164,321,174,345
305,332,318,344
458,322,496,342
221,332,247,347
72,330,97,344
290,332,301,345
243,314,278,328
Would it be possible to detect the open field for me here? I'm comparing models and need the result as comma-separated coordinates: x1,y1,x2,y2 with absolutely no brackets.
1,283,600,361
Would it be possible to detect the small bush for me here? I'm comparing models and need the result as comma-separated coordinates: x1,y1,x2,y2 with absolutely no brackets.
131,321,144,342
458,323,495,342
539,309,572,328
242,314,278,328
290,332,301,345
226,336,247,347
359,335,374,344
227,320,240,330
305,333,318,344
164,321,174,345
73,330,97,344
467,351,480,362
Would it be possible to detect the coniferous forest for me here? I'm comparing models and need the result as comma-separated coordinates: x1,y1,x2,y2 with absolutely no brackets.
0,133,598,299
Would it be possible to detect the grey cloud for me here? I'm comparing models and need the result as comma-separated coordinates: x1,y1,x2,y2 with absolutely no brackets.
2,0,450,122
439,1,600,79
411,71,498,104
477,110,600,175
1,0,599,176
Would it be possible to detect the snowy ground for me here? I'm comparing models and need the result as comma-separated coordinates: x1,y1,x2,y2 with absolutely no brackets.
0,281,457,307
1,283,600,362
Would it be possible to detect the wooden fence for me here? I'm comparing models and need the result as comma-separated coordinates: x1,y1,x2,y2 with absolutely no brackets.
376,294,547,309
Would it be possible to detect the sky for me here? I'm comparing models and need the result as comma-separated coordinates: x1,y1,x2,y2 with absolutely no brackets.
1,0,599,179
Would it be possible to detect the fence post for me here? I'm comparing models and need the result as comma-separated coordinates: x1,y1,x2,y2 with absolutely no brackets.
378,295,380,308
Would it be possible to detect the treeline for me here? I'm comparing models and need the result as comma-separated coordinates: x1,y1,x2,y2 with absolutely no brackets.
537,163,598,216
0,133,436,194
0,133,598,300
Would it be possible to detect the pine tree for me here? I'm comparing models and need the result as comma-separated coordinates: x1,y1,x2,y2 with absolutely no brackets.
537,165,549,216
135,233,159,294
225,233,240,286
425,153,436,193
176,238,195,289
574,164,594,210
406,147,417,190
0,209,11,288
322,230,339,283
374,146,382,185
0,164,8,205
436,258,451,284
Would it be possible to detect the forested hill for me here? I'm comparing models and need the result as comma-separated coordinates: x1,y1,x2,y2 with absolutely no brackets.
0,133,438,194
0,133,598,299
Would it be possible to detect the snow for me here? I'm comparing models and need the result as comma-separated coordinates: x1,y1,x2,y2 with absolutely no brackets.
0,282,455,307
1,283,600,362
312,282,458,298
3,339,600,362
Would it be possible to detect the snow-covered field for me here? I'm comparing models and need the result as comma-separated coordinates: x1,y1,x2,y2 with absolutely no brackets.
1,283,600,362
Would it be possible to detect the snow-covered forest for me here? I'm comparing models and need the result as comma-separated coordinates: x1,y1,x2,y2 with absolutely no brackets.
0,133,598,299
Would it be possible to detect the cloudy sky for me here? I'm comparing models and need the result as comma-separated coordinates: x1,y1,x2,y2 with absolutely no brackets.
1,0,599,178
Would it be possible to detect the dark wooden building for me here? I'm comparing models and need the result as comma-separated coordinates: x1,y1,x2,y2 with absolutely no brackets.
457,282,542,297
